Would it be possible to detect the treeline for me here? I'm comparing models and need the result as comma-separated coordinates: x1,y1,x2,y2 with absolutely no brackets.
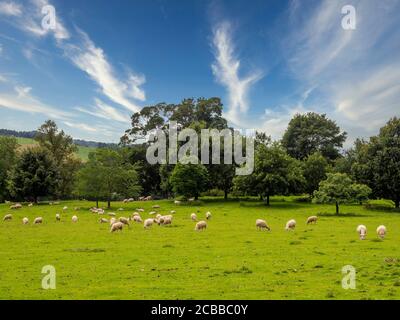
0,128,117,148
0,97,399,212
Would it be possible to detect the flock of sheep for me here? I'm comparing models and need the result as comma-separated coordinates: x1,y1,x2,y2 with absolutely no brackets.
2,202,388,240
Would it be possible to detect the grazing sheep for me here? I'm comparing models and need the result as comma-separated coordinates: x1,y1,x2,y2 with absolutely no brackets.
133,215,142,223
110,217,117,226
174,200,181,205
10,203,22,210
195,220,207,231
72,215,78,223
285,219,296,231
3,214,12,221
108,212,116,217
156,213,162,220
357,225,367,240
97,208,105,215
110,221,124,233
206,212,212,220
162,216,172,226
149,211,156,215
22,217,29,225
152,205,160,209
191,213,197,221
145,196,152,201
99,218,108,223
118,208,124,211
33,217,43,224
74,207,80,211
28,203,33,207
137,208,145,212
306,216,318,225
376,225,387,239
119,217,130,226
144,218,155,229
63,206,68,211
55,214,61,221
170,210,176,214
256,219,270,231
132,212,140,216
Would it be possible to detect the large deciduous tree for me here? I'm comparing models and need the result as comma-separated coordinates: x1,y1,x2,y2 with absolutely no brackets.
0,136,18,202
8,148,59,203
282,112,347,161
303,152,330,197
234,142,305,205
169,162,209,200
35,120,81,198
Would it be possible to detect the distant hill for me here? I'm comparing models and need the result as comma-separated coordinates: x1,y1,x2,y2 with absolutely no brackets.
0,129,118,148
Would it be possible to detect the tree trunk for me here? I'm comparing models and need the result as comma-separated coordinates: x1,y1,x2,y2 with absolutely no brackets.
107,198,111,209
195,194,198,200
266,194,270,206
259,194,263,201
336,201,339,215
395,197,400,209
224,189,228,200
96,199,99,208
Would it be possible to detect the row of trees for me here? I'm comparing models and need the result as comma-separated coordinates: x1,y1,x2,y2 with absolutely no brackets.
0,97,398,213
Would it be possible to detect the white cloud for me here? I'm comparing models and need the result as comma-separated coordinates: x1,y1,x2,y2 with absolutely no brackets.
0,1,22,16
63,30,145,113
211,22,263,125
75,98,130,123
63,121,97,133
0,74,7,82
0,86,71,119
278,0,400,143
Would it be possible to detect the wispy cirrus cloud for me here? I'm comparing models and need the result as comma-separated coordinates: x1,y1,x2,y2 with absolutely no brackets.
211,21,263,126
75,98,130,123
0,85,71,119
261,0,400,144
62,29,145,113
63,121,97,133
0,1,22,16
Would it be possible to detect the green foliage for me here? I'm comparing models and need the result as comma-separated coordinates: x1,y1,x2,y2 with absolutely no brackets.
313,173,371,214
8,148,59,202
282,112,347,160
234,142,305,204
35,120,81,198
169,162,209,199
303,152,329,196
0,136,18,202
76,148,141,207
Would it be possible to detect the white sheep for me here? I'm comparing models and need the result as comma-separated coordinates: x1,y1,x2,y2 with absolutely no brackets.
33,217,43,224
28,203,33,207
256,219,270,231
137,208,145,212
72,215,78,223
206,212,212,220
63,206,68,211
144,218,155,229
191,213,197,221
152,205,160,209
357,225,367,240
156,214,162,220
285,219,296,231
132,212,140,216
55,213,61,221
170,210,176,214
3,214,12,221
133,215,142,223
118,208,124,211
149,211,156,215
162,216,172,225
10,203,22,210
99,218,108,223
119,217,130,226
110,217,117,226
376,225,387,239
110,221,124,233
22,217,29,225
108,212,116,217
195,220,207,231
306,216,318,225
174,200,181,205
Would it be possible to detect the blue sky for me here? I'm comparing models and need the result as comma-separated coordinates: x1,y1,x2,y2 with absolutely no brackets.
0,0,399,144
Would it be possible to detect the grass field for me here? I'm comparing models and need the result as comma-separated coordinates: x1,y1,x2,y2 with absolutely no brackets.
3,136,95,161
0,197,399,300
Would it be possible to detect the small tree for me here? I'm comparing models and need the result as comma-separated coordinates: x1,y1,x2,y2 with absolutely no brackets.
8,148,59,203
169,162,209,200
313,173,371,214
